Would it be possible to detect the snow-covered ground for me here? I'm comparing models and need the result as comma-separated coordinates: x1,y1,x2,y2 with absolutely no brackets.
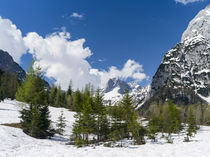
1,99,210,157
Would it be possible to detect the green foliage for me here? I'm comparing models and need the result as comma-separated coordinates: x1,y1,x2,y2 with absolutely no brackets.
148,114,159,141
107,90,146,145
17,65,52,139
165,101,182,134
0,70,19,100
55,85,62,107
186,106,197,138
73,90,83,112
49,84,57,106
94,89,109,142
56,110,67,135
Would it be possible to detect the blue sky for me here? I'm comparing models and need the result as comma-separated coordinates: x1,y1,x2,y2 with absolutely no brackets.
0,0,209,89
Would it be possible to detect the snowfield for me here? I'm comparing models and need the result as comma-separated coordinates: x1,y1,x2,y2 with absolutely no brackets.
1,100,210,157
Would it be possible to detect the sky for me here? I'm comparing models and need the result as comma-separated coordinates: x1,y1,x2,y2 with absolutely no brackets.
0,0,209,90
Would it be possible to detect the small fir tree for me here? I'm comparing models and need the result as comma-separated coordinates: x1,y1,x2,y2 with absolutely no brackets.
56,110,67,135
17,64,52,139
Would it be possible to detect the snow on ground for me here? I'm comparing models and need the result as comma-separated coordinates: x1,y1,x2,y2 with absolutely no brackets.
1,100,210,157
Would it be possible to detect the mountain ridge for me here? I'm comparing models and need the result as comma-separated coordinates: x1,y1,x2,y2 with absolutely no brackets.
0,49,26,80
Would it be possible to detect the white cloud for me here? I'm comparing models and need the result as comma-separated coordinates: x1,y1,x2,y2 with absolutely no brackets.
24,30,147,90
0,16,27,63
0,16,148,90
175,0,204,5
91,59,147,88
71,12,83,19
23,30,101,90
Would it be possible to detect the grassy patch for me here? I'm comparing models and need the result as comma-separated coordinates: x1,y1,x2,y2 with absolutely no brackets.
1,123,21,128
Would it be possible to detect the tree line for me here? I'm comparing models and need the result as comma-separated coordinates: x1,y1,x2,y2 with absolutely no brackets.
0,64,208,146
0,70,19,100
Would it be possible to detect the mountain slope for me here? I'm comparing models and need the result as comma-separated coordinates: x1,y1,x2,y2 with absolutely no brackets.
144,5,210,107
0,49,26,80
102,78,150,107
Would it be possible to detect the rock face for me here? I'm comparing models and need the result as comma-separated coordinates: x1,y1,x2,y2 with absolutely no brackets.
0,49,26,80
147,5,210,106
102,78,150,107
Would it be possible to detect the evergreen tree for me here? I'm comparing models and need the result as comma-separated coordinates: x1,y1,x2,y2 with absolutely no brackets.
49,84,57,106
94,89,109,142
73,90,83,112
66,81,73,109
55,85,62,107
71,112,84,147
120,89,134,138
186,106,197,138
128,111,145,145
148,114,159,141
81,96,95,145
56,110,66,135
16,65,52,139
165,101,182,134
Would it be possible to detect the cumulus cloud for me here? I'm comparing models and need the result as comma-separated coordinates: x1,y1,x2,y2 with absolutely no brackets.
23,30,101,90
0,16,148,90
91,59,147,88
0,16,27,63
71,12,83,19
175,0,204,5
24,30,147,90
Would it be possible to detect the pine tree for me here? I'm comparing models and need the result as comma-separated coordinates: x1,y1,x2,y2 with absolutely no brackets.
71,112,84,147
66,81,73,109
81,96,95,145
128,111,145,145
148,114,159,142
49,84,57,106
73,90,83,112
94,89,109,142
56,110,66,135
120,89,134,138
186,106,197,138
165,101,182,134
55,85,62,107
16,65,52,139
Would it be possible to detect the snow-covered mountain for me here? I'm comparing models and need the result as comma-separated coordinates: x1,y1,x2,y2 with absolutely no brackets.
102,78,150,108
145,5,210,106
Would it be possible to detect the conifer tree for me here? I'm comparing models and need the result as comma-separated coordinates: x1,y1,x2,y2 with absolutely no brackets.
73,90,83,112
66,81,73,109
148,114,159,141
55,85,62,107
71,112,84,147
16,65,52,139
94,89,109,142
56,110,66,135
186,106,197,137
128,111,145,144
49,85,57,106
81,96,95,145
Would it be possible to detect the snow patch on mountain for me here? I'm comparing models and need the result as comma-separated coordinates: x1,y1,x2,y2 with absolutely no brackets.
198,94,210,104
102,78,150,107
182,4,210,42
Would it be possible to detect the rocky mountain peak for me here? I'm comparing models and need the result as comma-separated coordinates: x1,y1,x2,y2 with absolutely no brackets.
104,78,131,94
103,78,150,107
147,5,210,106
182,4,210,43
0,49,26,80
